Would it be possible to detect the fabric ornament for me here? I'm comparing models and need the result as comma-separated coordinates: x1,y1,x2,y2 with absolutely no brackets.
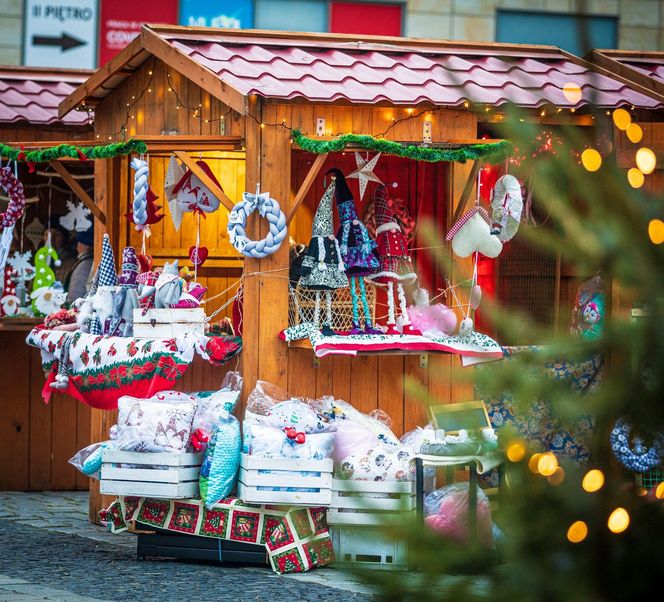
406,288,457,337
5,250,34,303
610,417,664,473
347,152,382,201
31,246,62,316
31,282,67,317
189,245,208,268
446,206,502,259
470,282,482,310
24,217,44,248
227,190,287,258
0,166,26,229
130,157,149,228
167,158,222,231
490,174,523,242
107,246,140,337
60,200,92,232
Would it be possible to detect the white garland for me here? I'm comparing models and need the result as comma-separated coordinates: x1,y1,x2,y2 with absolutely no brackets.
228,190,287,258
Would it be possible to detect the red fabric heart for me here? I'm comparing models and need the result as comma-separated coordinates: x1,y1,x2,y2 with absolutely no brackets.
189,245,208,268
138,254,153,273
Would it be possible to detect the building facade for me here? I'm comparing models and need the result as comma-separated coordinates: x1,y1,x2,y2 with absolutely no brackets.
0,1,662,67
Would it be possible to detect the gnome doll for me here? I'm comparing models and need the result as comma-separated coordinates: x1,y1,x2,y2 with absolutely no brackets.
299,181,348,335
93,234,118,335
107,247,140,336
367,185,419,335
327,168,381,335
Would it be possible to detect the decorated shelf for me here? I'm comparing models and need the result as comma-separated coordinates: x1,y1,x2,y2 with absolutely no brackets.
280,324,503,360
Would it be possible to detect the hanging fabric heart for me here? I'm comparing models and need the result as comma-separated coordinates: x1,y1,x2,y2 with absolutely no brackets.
138,254,153,273
189,245,208,268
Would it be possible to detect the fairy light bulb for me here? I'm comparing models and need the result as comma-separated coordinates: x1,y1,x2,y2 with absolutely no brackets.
562,83,582,104
582,469,605,492
648,219,664,244
627,168,645,188
507,441,526,462
626,123,643,143
612,108,631,130
567,521,588,543
581,149,602,172
537,453,558,477
636,147,656,174
607,508,630,534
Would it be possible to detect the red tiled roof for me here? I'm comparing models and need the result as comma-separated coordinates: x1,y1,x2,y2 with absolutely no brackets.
0,67,92,126
157,30,663,109
588,50,664,103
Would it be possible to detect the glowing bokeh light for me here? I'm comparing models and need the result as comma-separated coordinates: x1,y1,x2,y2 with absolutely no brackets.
537,453,558,477
582,469,605,493
548,466,566,485
581,149,602,172
567,521,588,543
626,123,643,143
655,482,664,499
562,83,582,104
608,508,630,534
627,168,645,188
528,453,542,474
612,108,631,130
636,147,657,174
507,441,526,462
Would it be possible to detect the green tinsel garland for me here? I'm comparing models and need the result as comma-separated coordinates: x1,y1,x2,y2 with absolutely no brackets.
0,139,147,163
291,130,512,163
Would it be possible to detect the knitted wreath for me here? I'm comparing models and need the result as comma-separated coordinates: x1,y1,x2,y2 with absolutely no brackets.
227,191,287,258
0,166,26,228
610,416,664,473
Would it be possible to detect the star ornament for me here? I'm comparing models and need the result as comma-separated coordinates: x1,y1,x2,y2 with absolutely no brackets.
347,152,383,201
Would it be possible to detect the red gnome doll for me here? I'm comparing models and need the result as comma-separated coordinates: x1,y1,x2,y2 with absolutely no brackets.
367,185,419,335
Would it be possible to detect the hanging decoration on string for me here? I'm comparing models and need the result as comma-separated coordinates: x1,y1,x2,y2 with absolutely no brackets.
446,206,503,259
189,245,208,268
291,130,513,163
347,152,383,201
227,187,288,258
610,417,664,473
60,199,93,232
490,174,523,242
165,156,222,231
6,250,35,307
0,139,147,164
0,165,26,229
130,157,149,230
24,217,44,249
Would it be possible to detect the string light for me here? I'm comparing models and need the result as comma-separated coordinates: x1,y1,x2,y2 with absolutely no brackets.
581,148,602,172
627,167,645,188
626,123,643,143
581,469,604,492
613,108,631,130
567,521,588,543
506,441,526,462
648,219,664,244
607,508,630,534
655,482,664,499
537,453,558,477
636,147,656,174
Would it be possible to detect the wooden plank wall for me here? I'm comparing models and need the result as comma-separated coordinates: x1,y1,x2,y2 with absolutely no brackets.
244,102,479,437
0,335,90,490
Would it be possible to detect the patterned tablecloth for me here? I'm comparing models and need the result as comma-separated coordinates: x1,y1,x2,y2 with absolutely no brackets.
100,495,334,574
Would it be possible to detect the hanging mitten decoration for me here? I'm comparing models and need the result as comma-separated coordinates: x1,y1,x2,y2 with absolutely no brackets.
446,206,502,259
490,175,523,242
60,200,92,232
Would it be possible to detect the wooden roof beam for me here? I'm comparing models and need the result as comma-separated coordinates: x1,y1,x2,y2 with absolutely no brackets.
173,151,235,212
589,50,664,99
49,160,106,225
287,152,328,225
141,27,247,116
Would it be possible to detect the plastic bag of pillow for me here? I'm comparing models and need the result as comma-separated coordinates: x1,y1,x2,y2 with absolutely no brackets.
199,409,242,508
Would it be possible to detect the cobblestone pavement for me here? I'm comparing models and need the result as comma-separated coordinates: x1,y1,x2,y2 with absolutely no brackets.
0,492,375,602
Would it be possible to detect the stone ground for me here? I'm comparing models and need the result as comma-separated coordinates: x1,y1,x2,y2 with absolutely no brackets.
0,492,376,602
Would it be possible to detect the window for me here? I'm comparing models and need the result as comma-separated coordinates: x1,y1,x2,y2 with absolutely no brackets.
255,0,328,32
496,10,617,55
330,2,403,36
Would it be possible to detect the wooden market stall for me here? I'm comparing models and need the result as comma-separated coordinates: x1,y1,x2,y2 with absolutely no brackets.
0,66,94,491
57,26,664,517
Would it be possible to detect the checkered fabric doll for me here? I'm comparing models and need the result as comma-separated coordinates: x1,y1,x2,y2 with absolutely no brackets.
367,184,419,335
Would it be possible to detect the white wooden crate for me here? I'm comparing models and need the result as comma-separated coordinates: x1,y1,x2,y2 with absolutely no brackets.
100,450,202,499
133,308,206,339
327,479,415,526
330,526,409,571
237,454,333,506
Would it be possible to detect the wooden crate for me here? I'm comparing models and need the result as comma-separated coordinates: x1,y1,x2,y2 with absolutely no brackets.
100,450,202,499
237,454,333,506
133,308,206,339
327,479,415,526
330,526,409,571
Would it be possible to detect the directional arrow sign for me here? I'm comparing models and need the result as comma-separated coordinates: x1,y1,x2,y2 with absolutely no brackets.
32,32,86,52
24,0,97,68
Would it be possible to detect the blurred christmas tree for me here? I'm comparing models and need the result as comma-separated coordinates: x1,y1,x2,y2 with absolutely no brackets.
355,103,664,600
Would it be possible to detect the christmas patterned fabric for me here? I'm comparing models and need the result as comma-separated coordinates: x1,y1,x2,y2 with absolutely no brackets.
299,182,348,291
25,329,210,410
368,184,417,284
99,496,333,574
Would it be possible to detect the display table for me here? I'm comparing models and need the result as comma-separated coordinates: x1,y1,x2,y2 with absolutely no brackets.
414,452,504,542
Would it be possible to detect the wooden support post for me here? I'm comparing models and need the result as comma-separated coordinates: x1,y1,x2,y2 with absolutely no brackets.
286,152,328,225
451,160,481,225
173,151,235,212
49,160,106,225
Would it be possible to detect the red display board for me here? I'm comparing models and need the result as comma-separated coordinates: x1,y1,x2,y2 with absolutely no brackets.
99,0,178,66
330,2,402,36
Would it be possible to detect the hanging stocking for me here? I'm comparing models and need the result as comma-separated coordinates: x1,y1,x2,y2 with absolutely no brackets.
321,290,336,337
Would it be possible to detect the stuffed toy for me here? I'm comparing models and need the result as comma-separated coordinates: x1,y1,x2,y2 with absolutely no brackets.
446,206,502,259
139,260,184,309
31,282,67,317
96,234,119,334
406,288,457,337
107,247,140,337
31,245,61,316
0,294,20,316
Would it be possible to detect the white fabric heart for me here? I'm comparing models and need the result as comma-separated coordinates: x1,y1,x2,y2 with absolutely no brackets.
448,209,503,258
